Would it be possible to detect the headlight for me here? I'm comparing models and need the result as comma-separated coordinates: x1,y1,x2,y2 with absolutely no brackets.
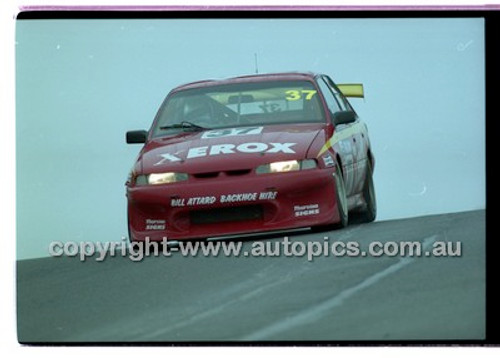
256,159,316,174
270,160,300,173
135,172,188,185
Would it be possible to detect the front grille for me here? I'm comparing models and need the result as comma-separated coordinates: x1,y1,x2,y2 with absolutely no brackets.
225,169,252,176
192,169,252,179
190,205,263,225
192,172,220,179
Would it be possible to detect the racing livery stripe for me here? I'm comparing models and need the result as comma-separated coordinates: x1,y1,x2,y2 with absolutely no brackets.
317,121,367,158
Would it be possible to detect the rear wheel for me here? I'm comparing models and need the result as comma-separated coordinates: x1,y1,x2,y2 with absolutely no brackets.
358,161,377,223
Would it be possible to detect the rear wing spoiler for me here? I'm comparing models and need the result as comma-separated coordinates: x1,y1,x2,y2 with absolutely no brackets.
337,83,364,98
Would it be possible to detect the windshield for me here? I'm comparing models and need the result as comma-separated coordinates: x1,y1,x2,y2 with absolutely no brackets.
151,80,325,138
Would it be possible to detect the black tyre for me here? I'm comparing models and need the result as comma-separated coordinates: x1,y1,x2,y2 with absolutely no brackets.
311,163,348,233
359,161,377,223
334,165,349,228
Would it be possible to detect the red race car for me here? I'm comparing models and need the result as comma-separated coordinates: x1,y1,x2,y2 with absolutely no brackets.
126,72,376,242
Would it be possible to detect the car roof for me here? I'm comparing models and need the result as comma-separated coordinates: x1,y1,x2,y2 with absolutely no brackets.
172,72,320,92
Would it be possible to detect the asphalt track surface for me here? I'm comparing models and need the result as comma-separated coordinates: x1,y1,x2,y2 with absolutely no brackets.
17,210,485,343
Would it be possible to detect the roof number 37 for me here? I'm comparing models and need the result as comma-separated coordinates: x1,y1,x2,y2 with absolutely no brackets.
285,90,317,101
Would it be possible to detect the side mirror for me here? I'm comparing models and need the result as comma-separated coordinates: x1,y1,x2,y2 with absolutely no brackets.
126,130,148,144
332,111,357,125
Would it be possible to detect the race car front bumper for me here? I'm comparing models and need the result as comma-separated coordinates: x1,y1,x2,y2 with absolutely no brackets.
127,167,341,242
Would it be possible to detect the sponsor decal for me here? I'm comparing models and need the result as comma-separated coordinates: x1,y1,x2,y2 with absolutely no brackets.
155,142,296,164
170,191,278,207
154,153,182,165
145,219,166,230
294,204,320,217
201,126,263,139
171,196,217,207
220,192,258,203
322,154,335,167
186,142,296,159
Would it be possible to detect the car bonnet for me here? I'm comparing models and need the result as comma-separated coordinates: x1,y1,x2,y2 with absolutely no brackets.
138,123,325,174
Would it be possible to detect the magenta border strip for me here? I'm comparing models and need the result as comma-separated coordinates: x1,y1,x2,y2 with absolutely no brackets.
17,5,500,12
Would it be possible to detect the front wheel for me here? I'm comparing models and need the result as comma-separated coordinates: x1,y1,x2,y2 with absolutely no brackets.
358,161,377,223
334,166,349,228
311,165,348,233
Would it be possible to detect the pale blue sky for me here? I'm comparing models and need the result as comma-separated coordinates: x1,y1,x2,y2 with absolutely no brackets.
16,18,485,259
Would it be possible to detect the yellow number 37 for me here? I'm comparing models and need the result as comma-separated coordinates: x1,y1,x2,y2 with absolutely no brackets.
285,89,317,101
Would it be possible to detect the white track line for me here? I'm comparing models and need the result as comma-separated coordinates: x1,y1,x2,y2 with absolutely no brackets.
242,235,438,340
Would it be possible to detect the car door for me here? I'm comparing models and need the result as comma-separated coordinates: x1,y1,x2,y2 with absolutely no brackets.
316,76,357,196
325,76,367,195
